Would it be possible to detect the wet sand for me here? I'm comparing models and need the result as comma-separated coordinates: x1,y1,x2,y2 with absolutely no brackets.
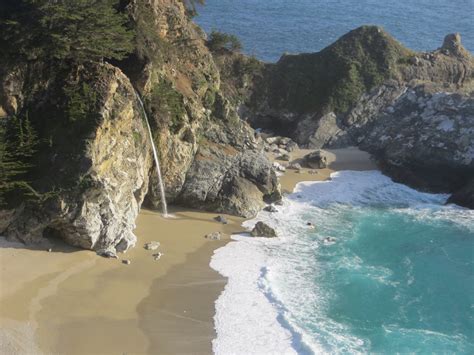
276,147,377,193
0,147,376,355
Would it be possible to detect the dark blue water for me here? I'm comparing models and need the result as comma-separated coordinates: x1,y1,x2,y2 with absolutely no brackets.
195,0,474,62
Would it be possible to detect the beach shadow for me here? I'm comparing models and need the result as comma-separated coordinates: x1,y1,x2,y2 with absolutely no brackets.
0,234,82,254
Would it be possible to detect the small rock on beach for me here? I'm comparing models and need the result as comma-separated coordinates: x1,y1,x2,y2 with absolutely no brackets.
214,215,228,224
205,232,222,240
144,241,161,251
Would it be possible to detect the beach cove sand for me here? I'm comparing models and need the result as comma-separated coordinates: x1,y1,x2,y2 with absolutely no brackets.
0,147,376,354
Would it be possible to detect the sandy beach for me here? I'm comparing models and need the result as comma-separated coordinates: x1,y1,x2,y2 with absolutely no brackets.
0,147,376,355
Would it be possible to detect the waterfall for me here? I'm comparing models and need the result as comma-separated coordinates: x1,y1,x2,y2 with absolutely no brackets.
135,91,168,217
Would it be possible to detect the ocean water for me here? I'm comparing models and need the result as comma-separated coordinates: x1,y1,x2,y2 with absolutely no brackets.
211,171,474,354
195,0,474,62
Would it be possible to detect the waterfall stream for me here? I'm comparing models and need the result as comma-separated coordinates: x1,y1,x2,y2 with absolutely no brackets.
135,92,168,217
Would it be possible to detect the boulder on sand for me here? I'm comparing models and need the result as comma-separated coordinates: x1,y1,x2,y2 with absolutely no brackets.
302,150,328,169
250,221,278,238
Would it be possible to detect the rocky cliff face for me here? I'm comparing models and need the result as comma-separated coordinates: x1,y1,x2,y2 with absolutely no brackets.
349,85,474,193
121,0,281,215
0,0,280,251
216,28,473,208
0,63,152,250
229,27,472,145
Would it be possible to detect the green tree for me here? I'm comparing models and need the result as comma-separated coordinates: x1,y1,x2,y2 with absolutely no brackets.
207,31,242,53
0,0,134,63
0,115,39,205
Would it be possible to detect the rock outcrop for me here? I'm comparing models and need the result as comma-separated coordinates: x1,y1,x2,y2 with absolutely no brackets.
302,150,329,169
448,179,474,209
250,221,278,238
215,28,473,208
1,63,152,251
0,0,281,251
349,86,474,194
122,0,281,216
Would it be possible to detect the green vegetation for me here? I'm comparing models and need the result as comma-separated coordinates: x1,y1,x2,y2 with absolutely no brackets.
128,1,172,62
261,26,411,115
234,56,263,76
207,31,242,53
0,0,134,63
0,115,39,205
148,80,186,134
64,83,98,123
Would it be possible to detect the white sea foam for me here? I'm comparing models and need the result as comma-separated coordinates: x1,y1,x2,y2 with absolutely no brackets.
210,170,474,354
210,235,299,355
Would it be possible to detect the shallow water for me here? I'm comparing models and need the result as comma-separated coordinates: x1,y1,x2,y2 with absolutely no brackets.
211,171,474,354
196,0,474,62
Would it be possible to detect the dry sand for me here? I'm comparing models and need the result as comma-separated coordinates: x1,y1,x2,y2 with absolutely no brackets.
0,147,376,355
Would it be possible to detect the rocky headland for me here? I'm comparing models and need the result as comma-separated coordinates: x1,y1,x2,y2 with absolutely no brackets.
1,0,473,257
216,28,474,208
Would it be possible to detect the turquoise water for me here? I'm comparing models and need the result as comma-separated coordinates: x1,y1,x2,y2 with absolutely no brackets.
299,208,474,352
196,0,474,62
271,172,474,353
212,171,474,354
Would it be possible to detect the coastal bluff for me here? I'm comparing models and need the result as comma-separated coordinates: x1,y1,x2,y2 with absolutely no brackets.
1,1,473,254
217,27,473,208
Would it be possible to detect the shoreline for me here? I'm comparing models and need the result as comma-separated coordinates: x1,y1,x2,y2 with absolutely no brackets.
0,147,376,354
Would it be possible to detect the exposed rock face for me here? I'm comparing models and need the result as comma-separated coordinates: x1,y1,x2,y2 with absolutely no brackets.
448,179,474,209
217,28,472,148
1,63,152,251
294,112,350,149
250,221,278,238
123,0,281,217
302,150,329,169
353,87,474,193
441,33,469,58
215,29,473,207
177,138,280,217
0,0,281,249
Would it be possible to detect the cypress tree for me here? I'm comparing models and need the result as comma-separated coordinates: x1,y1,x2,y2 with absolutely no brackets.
0,0,134,63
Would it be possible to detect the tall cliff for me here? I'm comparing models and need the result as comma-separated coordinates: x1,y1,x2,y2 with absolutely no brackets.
0,0,281,251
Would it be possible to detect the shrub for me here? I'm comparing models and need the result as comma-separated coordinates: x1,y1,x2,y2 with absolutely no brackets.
207,31,242,53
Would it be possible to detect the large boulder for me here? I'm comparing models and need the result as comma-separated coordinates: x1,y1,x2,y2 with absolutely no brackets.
302,150,328,169
251,221,278,238
177,137,281,218
294,112,351,149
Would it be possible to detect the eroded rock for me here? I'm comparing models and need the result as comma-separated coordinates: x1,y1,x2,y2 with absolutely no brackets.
302,150,328,169
250,221,278,238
